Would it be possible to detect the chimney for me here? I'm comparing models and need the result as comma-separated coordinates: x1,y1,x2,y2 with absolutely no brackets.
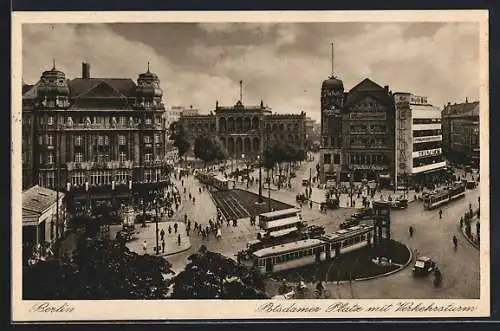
384,85,389,93
82,62,90,79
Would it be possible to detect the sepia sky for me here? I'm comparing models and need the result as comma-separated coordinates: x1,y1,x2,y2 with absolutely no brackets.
22,22,480,121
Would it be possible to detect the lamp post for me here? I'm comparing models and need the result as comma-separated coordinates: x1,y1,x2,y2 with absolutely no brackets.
257,155,263,203
154,195,159,255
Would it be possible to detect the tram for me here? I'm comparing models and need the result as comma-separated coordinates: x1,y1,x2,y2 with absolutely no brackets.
195,171,232,191
248,224,374,274
423,182,466,209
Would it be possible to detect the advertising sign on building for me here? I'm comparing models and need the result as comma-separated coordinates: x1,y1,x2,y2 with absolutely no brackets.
413,135,442,143
412,148,442,158
349,112,386,120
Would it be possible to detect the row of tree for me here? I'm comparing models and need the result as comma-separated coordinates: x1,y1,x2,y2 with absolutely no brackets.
23,238,268,300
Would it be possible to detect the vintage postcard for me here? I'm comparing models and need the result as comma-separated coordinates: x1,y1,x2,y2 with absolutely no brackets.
11,10,489,321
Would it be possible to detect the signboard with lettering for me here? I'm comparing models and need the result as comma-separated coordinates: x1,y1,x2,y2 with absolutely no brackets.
413,135,442,143
412,148,442,158
349,112,387,120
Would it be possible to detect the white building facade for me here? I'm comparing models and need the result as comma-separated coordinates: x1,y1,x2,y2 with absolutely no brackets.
394,93,446,188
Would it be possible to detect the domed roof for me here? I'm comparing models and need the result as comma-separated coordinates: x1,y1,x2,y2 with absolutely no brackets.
322,76,344,90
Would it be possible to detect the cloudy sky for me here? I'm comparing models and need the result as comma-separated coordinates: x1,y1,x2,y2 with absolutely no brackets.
22,22,479,121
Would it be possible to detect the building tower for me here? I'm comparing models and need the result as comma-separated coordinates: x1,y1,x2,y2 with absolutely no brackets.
320,43,344,184
135,62,164,108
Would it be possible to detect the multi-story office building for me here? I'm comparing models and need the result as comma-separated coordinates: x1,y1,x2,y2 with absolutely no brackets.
320,76,396,187
178,100,307,160
22,62,170,213
394,93,446,188
442,100,480,167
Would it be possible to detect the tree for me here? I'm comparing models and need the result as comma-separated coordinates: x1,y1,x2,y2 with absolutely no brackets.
169,248,268,299
194,136,228,167
23,237,174,299
169,122,190,163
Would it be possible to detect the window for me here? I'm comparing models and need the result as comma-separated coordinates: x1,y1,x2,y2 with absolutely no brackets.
46,172,55,188
155,116,162,124
324,153,331,164
119,117,126,126
145,118,152,125
116,171,128,183
39,154,44,164
154,134,160,144
74,153,83,163
90,172,100,185
47,116,54,125
155,168,161,181
47,152,54,164
97,136,104,146
144,169,153,182
119,152,127,162
71,171,85,186
73,136,81,146
144,136,152,144
47,135,54,146
334,154,340,164
144,153,152,162
102,171,111,185
104,136,110,146
118,135,126,145
38,136,43,145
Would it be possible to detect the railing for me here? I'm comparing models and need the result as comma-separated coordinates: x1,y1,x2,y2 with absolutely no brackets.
62,123,140,130
66,161,135,171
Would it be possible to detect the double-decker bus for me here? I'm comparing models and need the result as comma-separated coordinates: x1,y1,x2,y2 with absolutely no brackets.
247,224,374,274
423,182,466,209
258,208,300,227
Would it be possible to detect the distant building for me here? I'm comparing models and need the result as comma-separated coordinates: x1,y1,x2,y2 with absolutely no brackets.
22,62,170,215
442,100,480,167
178,99,307,160
394,93,446,188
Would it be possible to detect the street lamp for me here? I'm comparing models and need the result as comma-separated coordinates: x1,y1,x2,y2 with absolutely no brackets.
154,196,159,255
257,155,263,203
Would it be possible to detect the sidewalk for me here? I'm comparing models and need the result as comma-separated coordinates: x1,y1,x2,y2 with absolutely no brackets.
460,214,480,250
110,221,192,256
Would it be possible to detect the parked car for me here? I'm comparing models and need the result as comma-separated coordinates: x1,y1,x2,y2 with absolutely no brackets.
391,198,408,209
412,256,437,276
339,218,360,230
351,208,373,220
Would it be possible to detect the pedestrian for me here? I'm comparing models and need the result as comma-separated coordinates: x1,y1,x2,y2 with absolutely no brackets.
193,197,195,204
189,192,192,200
184,214,188,223
439,209,443,219
161,239,165,254
186,227,190,236
309,201,313,209
168,225,172,235
174,223,178,233
142,240,147,254
195,221,198,230
188,220,191,229
178,234,181,246
409,226,414,238
460,216,464,228
160,228,165,241
181,179,184,186
453,235,458,250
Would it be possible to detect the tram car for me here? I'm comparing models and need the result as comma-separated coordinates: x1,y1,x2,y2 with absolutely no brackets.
247,224,374,274
195,171,231,191
423,182,466,210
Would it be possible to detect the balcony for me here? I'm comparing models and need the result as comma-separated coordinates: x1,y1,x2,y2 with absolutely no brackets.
62,123,140,130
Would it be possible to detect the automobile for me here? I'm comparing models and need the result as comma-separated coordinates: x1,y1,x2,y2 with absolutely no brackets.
391,198,408,209
324,198,339,209
351,208,373,220
296,193,308,203
339,218,360,230
412,256,437,276
302,225,325,238
466,180,477,189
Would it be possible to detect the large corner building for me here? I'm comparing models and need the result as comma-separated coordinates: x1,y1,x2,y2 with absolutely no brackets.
22,62,170,214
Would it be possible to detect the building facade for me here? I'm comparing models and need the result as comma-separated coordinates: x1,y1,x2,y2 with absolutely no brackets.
22,185,67,248
22,62,170,214
394,93,446,188
442,100,480,167
320,77,396,186
178,100,307,160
